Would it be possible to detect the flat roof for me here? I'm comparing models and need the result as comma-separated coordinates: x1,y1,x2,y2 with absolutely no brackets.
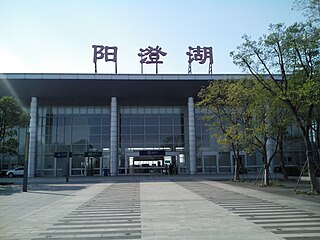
0,73,278,107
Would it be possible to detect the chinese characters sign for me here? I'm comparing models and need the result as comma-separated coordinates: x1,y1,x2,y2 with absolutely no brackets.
92,45,118,73
92,45,213,74
186,46,213,74
138,46,167,74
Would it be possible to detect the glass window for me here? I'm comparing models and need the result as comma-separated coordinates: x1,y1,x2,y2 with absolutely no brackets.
102,126,110,134
174,126,183,134
88,117,101,125
65,116,72,126
219,152,230,166
73,117,86,125
160,116,172,125
145,116,158,125
146,135,159,144
131,126,144,134
120,126,130,134
90,126,101,135
102,116,110,125
146,126,159,134
120,115,130,125
72,126,88,143
89,135,101,144
131,116,144,125
56,127,65,144
160,126,173,134
45,144,55,153
102,135,110,147
120,134,130,143
65,127,72,144
160,135,173,144
131,135,144,142
72,145,86,153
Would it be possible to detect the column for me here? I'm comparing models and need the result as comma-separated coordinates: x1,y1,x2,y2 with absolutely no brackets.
188,97,196,174
110,97,118,176
28,97,37,177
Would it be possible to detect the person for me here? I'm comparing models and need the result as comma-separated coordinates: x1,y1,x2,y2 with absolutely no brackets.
169,163,173,175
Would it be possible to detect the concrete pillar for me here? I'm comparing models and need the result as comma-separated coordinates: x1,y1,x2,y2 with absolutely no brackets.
28,97,37,177
188,97,196,174
110,97,118,176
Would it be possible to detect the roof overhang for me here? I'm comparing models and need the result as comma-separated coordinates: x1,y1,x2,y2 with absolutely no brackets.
0,73,275,107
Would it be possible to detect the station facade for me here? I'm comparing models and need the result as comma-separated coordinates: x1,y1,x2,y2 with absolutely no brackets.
0,73,306,177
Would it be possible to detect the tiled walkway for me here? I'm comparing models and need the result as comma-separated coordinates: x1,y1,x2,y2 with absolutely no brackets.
0,176,319,239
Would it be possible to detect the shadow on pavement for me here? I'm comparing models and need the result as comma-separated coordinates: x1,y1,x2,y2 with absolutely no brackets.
0,183,88,196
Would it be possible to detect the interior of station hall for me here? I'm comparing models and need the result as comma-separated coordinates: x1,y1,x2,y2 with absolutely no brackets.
0,73,306,177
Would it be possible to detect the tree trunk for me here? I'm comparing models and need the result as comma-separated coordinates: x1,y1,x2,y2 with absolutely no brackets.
262,149,270,186
234,155,240,181
316,121,320,163
304,136,320,193
279,133,288,180
264,164,270,186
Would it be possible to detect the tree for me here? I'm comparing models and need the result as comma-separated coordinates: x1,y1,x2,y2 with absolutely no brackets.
230,21,320,193
198,80,248,181
198,78,292,185
238,79,292,185
293,0,320,23
0,96,30,155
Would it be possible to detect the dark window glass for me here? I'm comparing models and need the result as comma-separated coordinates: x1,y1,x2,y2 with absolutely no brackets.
174,126,184,135
120,115,130,125
65,116,72,126
89,135,101,144
120,134,130,143
146,135,159,144
120,126,130,134
145,116,158,125
88,117,101,125
102,116,110,125
90,126,101,135
73,117,86,125
160,135,173,144
131,135,144,142
160,126,173,134
102,126,109,134
102,135,110,147
159,116,172,125
146,126,159,134
131,116,144,125
131,126,144,134
63,127,71,144
72,127,88,143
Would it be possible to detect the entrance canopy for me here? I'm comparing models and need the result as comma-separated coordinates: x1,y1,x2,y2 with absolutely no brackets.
0,73,250,107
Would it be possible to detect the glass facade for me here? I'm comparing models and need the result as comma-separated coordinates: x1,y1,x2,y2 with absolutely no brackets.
36,106,111,176
119,106,187,174
0,102,308,177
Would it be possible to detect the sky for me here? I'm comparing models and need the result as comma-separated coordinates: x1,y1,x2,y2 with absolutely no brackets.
0,0,305,74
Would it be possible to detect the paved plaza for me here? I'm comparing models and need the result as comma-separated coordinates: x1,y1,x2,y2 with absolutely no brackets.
0,175,320,240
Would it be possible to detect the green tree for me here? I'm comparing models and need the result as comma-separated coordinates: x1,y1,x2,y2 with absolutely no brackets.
0,96,30,155
198,79,292,185
198,80,248,181
238,79,292,185
230,21,320,193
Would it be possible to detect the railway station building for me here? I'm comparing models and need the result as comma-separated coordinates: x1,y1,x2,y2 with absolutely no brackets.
0,73,306,177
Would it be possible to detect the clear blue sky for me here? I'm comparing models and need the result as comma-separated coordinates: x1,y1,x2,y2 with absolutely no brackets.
0,0,304,74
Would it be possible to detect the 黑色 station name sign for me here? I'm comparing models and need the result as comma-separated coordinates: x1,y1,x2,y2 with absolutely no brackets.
92,45,213,74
